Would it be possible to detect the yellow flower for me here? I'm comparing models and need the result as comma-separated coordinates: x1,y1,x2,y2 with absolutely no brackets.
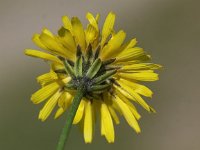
25,12,161,143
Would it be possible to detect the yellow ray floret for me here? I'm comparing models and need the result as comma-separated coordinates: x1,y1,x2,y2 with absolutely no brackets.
57,29,77,53
114,95,141,133
100,102,115,143
39,32,74,60
55,92,73,119
85,24,98,46
39,90,62,121
84,100,93,143
71,17,86,50
62,16,73,34
31,82,60,104
101,12,115,47
86,12,99,32
100,30,126,60
25,49,62,64
37,71,58,86
117,78,153,98
118,72,159,81
73,99,86,124
115,89,141,120
108,106,120,124
32,34,47,50
116,81,152,111
25,12,161,144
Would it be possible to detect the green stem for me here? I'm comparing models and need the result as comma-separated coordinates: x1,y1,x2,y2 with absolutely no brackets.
56,85,86,150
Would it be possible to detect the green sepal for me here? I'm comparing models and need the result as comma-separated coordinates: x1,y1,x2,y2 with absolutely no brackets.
74,56,83,77
93,70,117,84
86,58,102,78
67,60,74,66
62,60,75,78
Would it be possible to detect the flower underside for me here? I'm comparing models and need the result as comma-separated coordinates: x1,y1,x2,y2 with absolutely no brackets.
59,45,118,100
25,12,162,144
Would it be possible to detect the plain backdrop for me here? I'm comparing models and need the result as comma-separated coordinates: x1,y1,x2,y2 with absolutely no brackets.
0,0,200,150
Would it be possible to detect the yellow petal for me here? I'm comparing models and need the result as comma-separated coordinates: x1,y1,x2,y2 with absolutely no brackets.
39,90,62,121
100,30,126,60
108,106,120,124
116,81,151,111
118,78,153,97
54,107,65,119
115,89,141,120
95,14,100,23
61,77,72,84
103,93,120,124
101,115,105,136
32,34,48,50
114,56,151,65
55,92,73,119
101,12,116,47
31,82,60,104
120,70,156,73
113,84,134,100
39,32,74,59
84,100,93,143
58,29,76,53
58,92,72,109
73,99,86,124
51,62,65,71
92,14,100,50
62,16,73,34
86,12,99,31
114,95,141,133
101,102,115,143
71,17,86,50
127,104,141,120
115,47,145,62
121,38,137,50
120,63,162,71
37,71,58,86
118,72,159,81
25,49,62,64
42,28,54,37
85,24,98,46
111,38,137,58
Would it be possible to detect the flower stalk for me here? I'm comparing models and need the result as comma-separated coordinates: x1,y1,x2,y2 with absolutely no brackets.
56,85,86,150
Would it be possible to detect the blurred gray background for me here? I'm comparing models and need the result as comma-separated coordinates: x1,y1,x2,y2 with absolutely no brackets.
0,0,200,149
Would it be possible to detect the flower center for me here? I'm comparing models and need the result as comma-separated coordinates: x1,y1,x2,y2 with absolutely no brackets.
57,45,118,99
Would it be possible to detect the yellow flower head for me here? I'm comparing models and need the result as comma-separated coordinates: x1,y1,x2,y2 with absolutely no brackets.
25,12,161,143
